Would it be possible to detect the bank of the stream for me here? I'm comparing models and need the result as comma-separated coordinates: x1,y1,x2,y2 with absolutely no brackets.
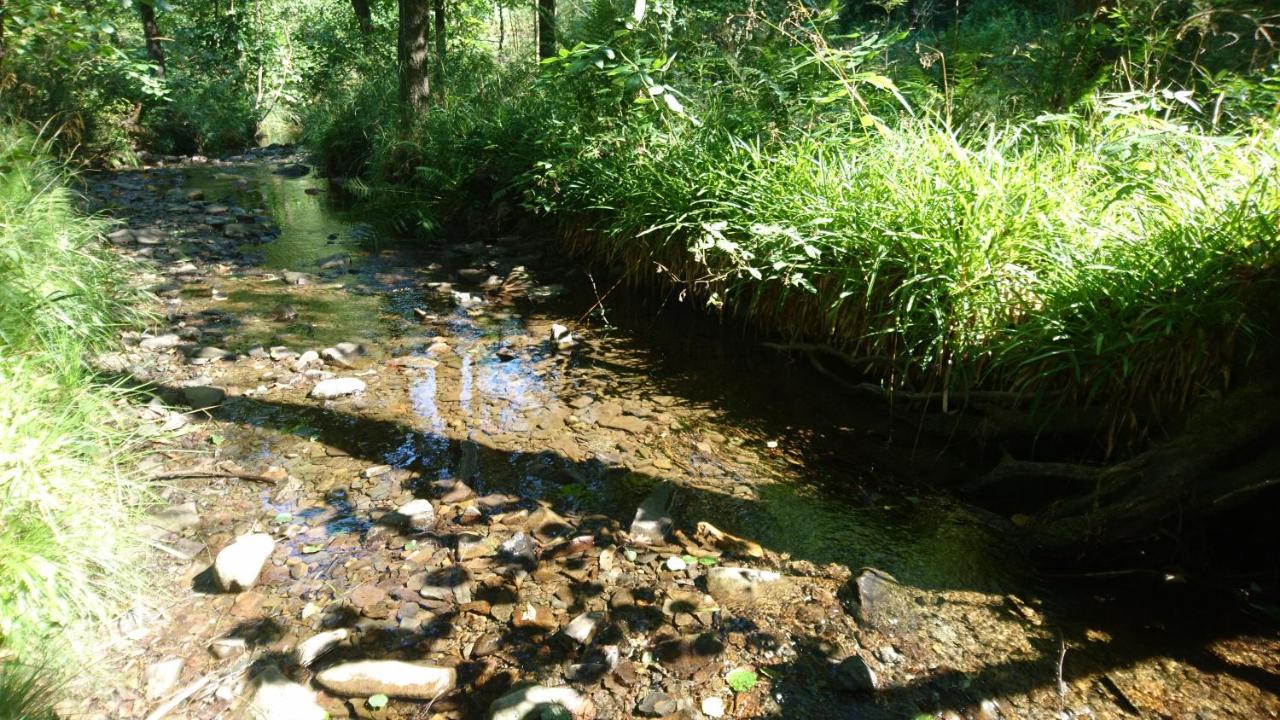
59,150,1280,719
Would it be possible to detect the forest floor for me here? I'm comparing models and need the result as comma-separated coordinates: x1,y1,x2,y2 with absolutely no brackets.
59,149,1280,720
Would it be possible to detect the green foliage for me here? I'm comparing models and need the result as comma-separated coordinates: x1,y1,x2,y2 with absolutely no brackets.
0,127,146,662
304,0,1279,447
726,667,759,692
0,656,61,720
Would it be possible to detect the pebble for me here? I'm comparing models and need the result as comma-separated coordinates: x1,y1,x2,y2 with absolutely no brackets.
309,377,366,399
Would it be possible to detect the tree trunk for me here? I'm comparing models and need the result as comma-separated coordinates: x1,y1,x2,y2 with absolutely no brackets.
1,0,8,70
537,0,555,60
350,0,372,35
432,0,445,92
398,0,430,112
496,2,504,52
137,0,166,77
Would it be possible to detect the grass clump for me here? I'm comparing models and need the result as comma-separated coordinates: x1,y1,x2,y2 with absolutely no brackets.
0,126,145,666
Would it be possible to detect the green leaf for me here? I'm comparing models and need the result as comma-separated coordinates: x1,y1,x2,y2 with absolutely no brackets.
727,668,758,693
273,512,292,524
302,543,323,554
210,434,224,446
698,556,717,566
367,693,389,709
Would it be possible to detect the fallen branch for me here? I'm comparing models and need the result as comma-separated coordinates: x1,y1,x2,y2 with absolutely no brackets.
149,469,278,484
962,455,1103,494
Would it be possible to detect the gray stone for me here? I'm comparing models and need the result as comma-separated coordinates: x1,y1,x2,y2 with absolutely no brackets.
563,611,604,645
638,691,677,717
630,483,673,545
182,385,226,410
834,654,878,693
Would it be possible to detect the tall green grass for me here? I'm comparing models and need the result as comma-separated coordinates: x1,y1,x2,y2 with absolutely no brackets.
304,1,1280,447
0,127,145,669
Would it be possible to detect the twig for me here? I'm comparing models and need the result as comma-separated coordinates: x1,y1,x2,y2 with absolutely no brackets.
1056,631,1068,701
577,274,624,325
149,469,277,484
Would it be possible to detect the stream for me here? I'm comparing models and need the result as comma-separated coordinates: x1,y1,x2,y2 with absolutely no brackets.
71,148,1280,720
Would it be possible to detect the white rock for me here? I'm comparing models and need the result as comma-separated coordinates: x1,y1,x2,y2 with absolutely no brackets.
397,499,435,517
489,684,591,720
246,666,327,720
701,696,727,718
309,377,366,399
213,533,275,592
315,660,455,700
563,611,604,645
706,566,783,605
145,658,183,700
291,350,319,372
296,628,350,667
665,556,688,572
139,334,181,350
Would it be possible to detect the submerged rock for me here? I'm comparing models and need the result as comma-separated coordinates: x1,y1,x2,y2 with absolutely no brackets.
314,660,455,700
213,533,275,592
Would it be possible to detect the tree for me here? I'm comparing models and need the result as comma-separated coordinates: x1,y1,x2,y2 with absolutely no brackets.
136,0,166,77
351,0,372,35
432,0,444,89
398,0,431,111
537,0,554,60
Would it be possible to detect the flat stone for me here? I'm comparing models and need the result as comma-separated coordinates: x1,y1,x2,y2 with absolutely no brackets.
248,666,327,720
310,377,366,399
214,533,275,591
457,532,498,560
182,385,226,410
314,660,455,700
563,611,604,645
139,334,181,350
706,566,783,606
489,684,591,720
512,603,557,632
145,658,183,701
350,584,387,609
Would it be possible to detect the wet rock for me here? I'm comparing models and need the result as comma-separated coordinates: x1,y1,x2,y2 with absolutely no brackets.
350,584,387,610
854,568,909,629
274,163,311,178
223,222,259,239
214,533,275,591
706,566,783,606
297,628,350,667
314,661,455,700
833,654,878,693
183,385,226,410
665,556,687,572
489,684,592,720
247,666,327,720
630,484,674,545
139,333,181,350
637,691,678,717
145,658,183,700
563,611,605,645
310,377,366,399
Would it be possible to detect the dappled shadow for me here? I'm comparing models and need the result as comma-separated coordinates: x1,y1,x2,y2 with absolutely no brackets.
132,375,1280,718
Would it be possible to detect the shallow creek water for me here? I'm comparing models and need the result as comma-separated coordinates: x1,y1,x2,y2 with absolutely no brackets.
75,151,1280,720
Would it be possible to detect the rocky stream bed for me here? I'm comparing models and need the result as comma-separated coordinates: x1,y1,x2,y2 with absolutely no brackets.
62,149,1280,720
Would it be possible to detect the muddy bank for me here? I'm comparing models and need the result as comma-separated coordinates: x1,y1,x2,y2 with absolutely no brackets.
63,150,1280,720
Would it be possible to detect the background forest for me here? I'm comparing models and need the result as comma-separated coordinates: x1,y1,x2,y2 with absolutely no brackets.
1,0,1278,716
